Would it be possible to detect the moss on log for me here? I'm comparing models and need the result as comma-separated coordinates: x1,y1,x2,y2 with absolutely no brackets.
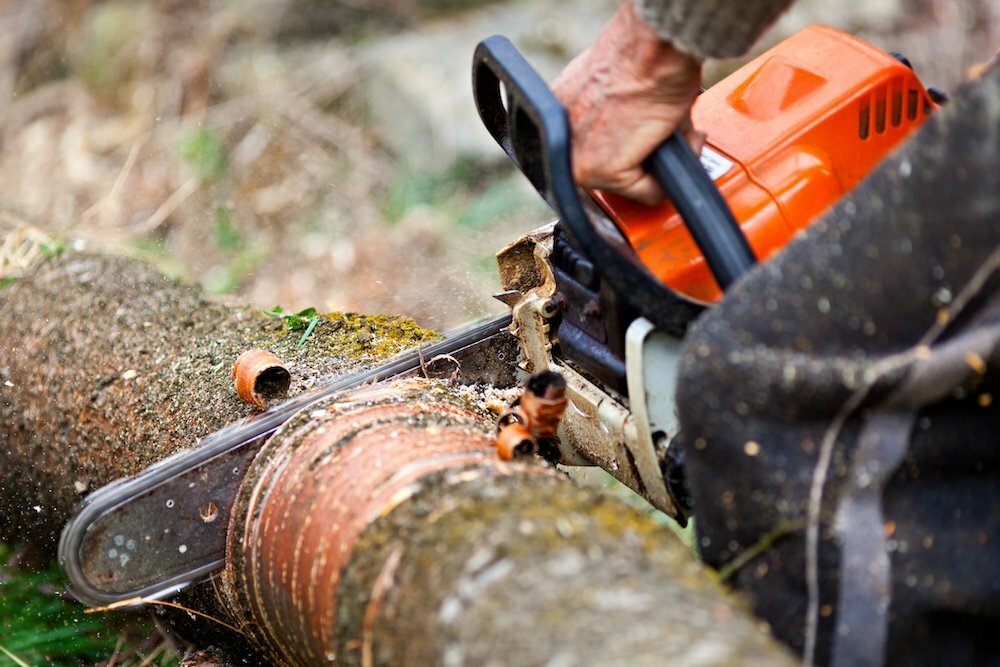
0,253,795,665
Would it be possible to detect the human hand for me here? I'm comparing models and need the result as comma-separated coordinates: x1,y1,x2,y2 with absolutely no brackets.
552,0,705,206
968,47,1000,79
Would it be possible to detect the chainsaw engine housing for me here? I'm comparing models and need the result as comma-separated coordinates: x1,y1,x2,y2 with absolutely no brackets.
550,25,939,390
592,25,939,303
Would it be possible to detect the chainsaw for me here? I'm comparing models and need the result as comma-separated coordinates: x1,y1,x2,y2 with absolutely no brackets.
59,25,940,607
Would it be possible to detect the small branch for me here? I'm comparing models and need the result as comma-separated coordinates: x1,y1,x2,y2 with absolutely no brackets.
86,596,246,637
0,642,30,667
716,520,805,584
81,140,144,227
132,176,200,236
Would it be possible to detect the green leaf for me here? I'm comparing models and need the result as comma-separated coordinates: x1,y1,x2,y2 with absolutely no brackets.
178,128,228,182
0,542,136,666
40,239,65,259
297,316,320,347
266,306,320,331
213,208,241,250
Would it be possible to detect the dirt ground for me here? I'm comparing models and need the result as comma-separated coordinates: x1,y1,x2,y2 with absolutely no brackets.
1,0,997,332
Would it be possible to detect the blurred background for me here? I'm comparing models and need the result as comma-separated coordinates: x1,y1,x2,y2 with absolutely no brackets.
1,0,997,330
0,0,998,664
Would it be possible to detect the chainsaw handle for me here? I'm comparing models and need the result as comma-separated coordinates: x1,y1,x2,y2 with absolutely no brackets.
644,136,756,289
472,35,756,309
472,36,569,211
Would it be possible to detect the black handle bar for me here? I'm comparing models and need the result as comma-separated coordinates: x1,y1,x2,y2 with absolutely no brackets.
643,136,756,289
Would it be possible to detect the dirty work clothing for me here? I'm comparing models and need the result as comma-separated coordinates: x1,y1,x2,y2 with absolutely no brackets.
676,62,1000,667
634,0,792,60
627,0,1000,662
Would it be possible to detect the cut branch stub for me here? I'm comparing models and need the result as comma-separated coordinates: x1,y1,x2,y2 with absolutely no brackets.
232,349,291,409
496,370,568,460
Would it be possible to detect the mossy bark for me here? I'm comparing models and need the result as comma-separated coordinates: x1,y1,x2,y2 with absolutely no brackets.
0,253,434,552
0,253,795,665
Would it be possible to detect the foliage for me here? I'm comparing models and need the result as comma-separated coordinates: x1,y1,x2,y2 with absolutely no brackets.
583,469,698,556
213,208,242,250
80,3,142,97
0,544,136,666
382,157,491,224
39,239,65,260
178,129,228,183
456,176,537,231
265,305,322,347
200,209,267,296
266,305,317,330
200,246,269,296
0,226,64,285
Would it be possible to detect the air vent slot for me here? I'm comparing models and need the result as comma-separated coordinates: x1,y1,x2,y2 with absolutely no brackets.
874,88,887,134
859,75,928,139
891,89,903,127
907,89,920,120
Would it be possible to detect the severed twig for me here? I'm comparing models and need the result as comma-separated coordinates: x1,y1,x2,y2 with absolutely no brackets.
106,634,126,667
81,140,144,227
418,346,462,382
131,176,200,236
716,519,805,584
85,596,246,637
0,643,30,667
0,222,57,279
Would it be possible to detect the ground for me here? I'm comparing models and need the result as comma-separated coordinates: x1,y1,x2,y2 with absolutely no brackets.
0,0,998,664
2,0,997,328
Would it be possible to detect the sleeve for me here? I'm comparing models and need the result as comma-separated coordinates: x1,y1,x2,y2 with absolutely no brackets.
632,0,794,60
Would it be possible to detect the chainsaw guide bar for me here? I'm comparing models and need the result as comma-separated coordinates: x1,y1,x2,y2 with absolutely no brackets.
59,314,516,607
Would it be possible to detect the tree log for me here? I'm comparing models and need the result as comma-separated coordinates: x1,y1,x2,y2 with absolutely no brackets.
0,254,795,665
0,253,435,550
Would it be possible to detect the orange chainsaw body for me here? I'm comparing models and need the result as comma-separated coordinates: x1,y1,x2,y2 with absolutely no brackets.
592,25,938,302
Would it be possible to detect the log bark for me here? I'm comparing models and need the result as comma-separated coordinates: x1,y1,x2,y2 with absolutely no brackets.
0,253,434,550
0,253,795,666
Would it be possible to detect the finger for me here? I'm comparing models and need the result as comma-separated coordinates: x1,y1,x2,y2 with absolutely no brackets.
616,173,667,207
573,161,666,206
677,115,707,156
685,128,708,156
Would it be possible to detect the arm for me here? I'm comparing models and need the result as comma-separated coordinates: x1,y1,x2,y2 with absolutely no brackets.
553,0,792,205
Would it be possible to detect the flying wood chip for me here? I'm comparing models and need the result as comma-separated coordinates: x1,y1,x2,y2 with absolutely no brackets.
232,349,291,409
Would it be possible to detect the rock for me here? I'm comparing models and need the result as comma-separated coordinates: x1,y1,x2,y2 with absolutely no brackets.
240,0,507,38
357,0,616,172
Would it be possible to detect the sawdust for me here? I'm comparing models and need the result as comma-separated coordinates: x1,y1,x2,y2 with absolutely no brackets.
449,382,522,417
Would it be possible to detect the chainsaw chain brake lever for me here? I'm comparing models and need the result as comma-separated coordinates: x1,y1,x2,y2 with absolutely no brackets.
472,36,757,325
